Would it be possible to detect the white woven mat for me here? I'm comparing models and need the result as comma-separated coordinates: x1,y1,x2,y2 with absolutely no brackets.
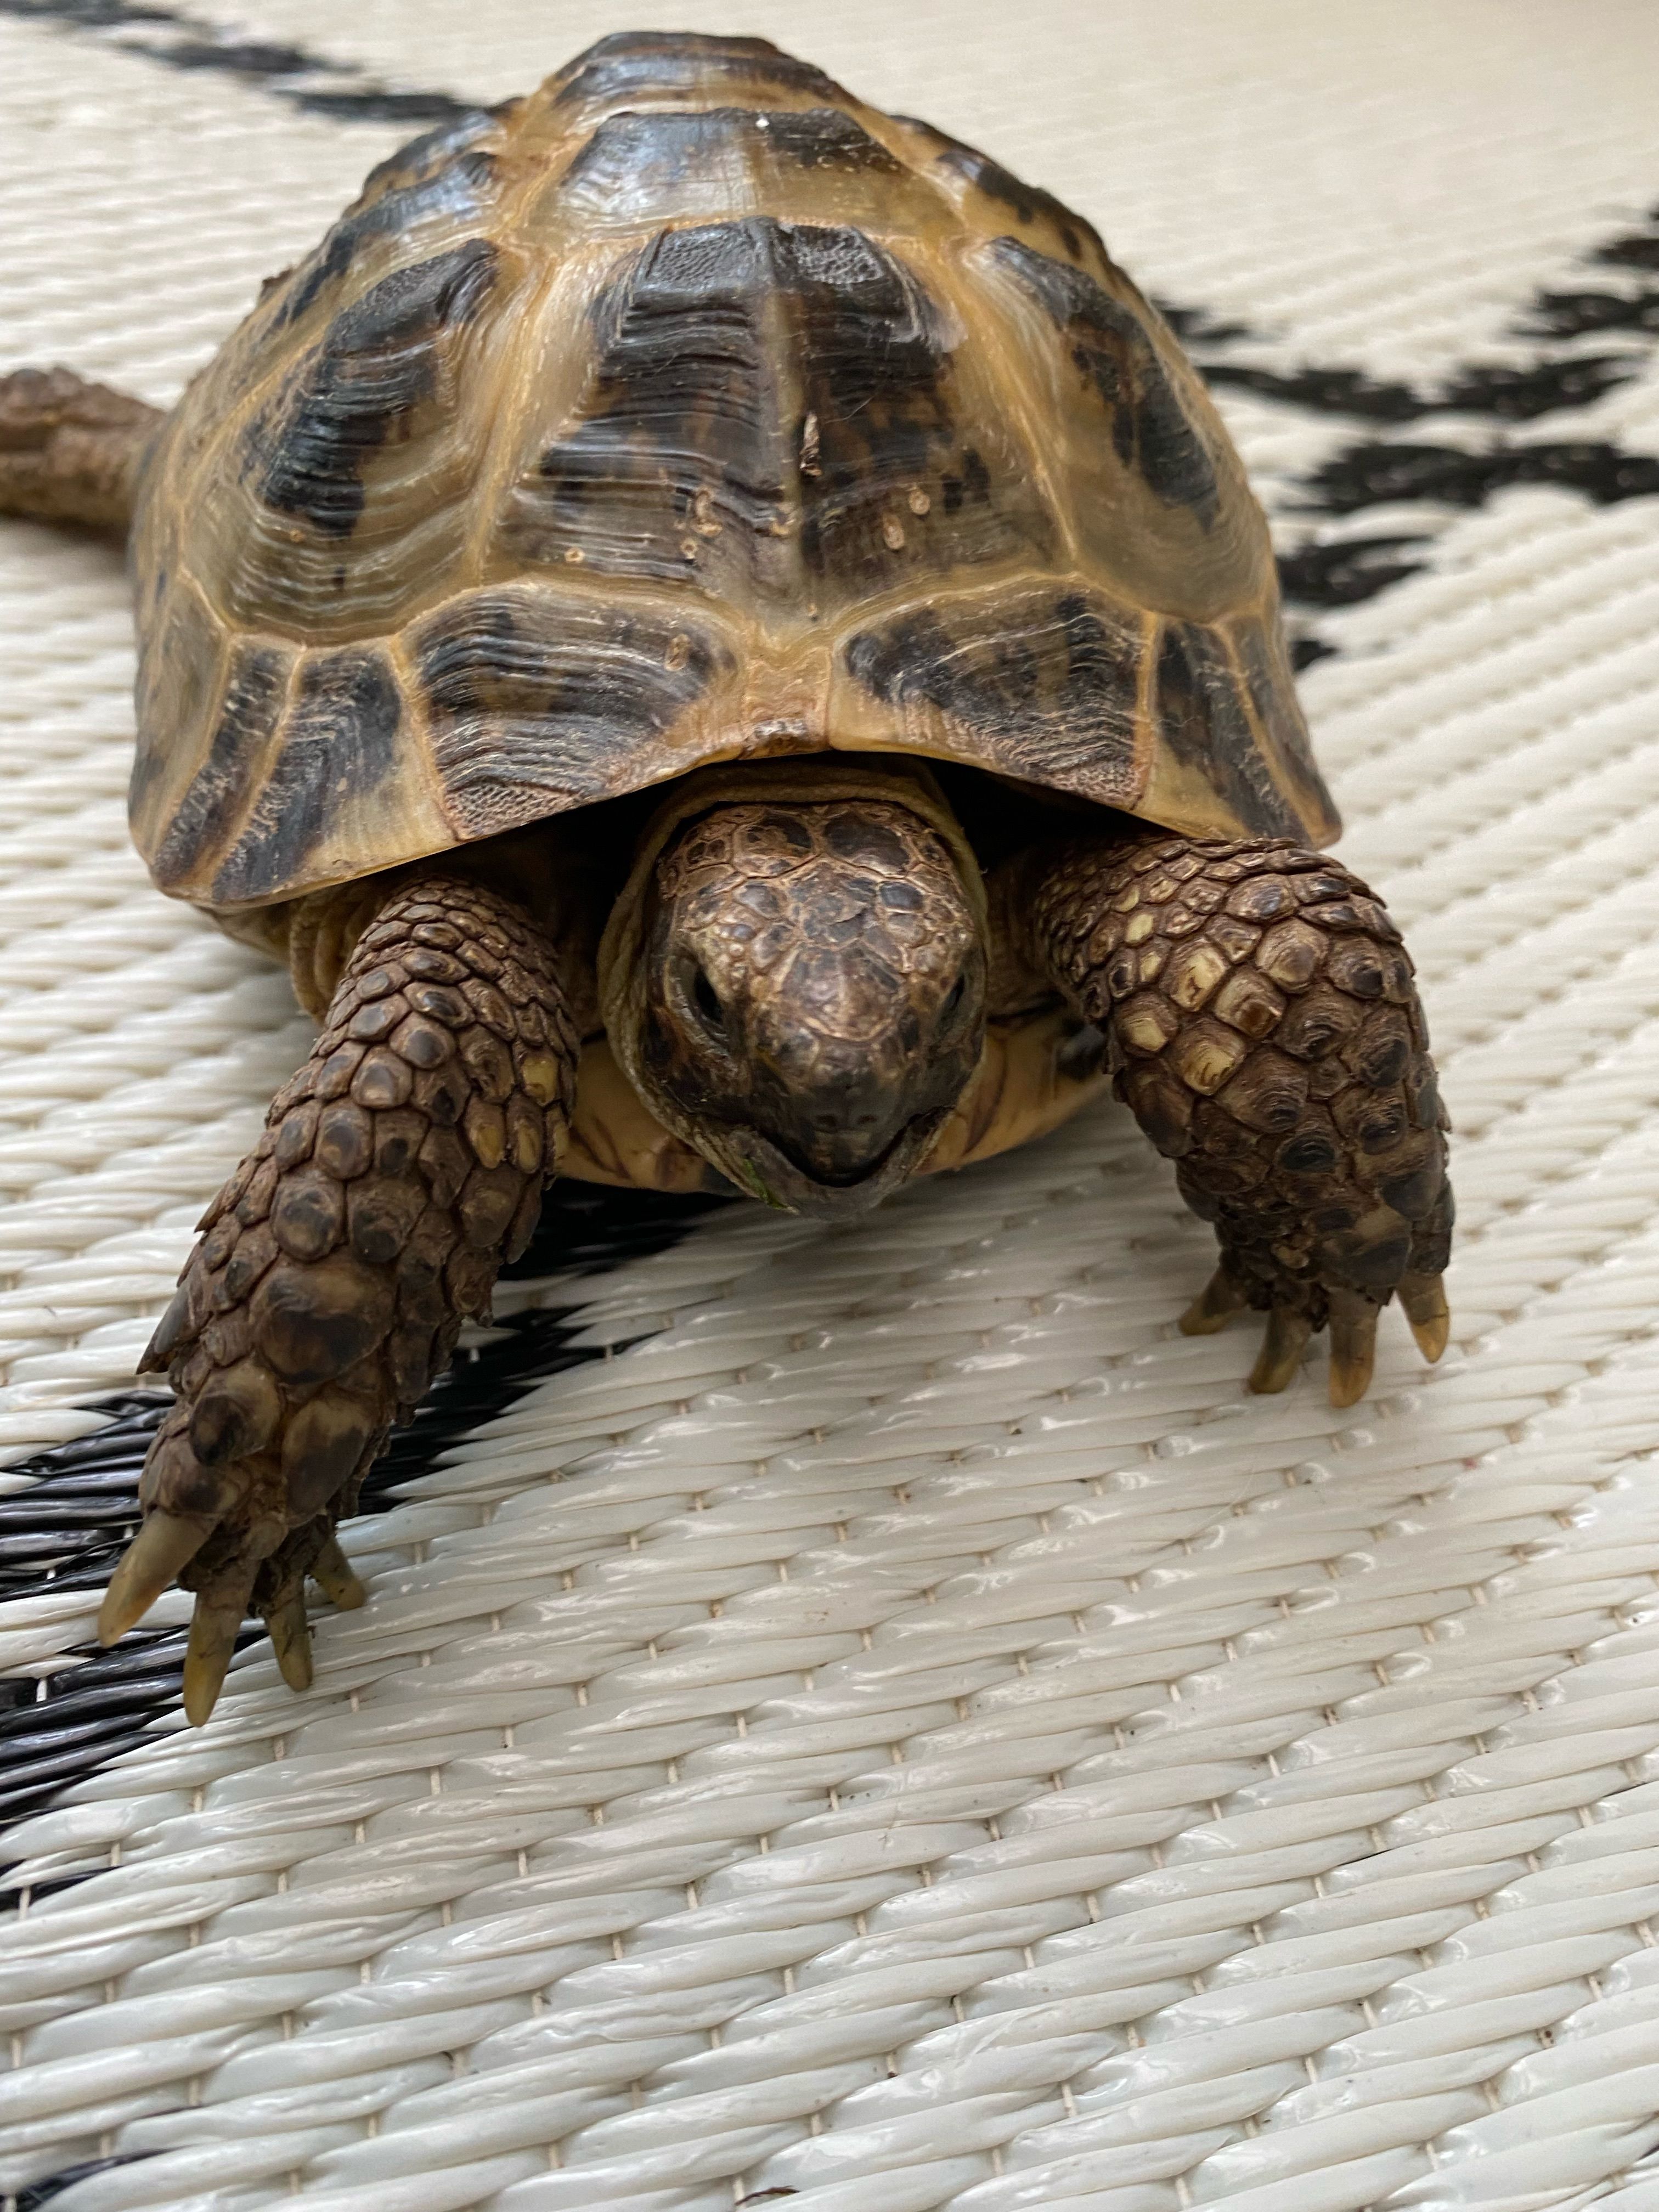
4,3,1659,2207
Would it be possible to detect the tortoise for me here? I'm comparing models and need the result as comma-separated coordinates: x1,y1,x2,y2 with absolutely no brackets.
0,32,1452,1722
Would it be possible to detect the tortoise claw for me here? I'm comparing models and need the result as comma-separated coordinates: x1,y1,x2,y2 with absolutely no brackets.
181,1576,254,1725
1248,1307,1312,1395
98,1510,211,1645
311,1533,366,1610
266,1593,314,1692
1328,1291,1379,1409
1180,1267,1249,1337
1399,1271,1451,1363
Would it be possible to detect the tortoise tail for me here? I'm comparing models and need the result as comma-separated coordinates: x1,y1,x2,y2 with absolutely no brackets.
0,365,163,533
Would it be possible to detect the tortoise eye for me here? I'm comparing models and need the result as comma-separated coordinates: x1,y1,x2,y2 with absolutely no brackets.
690,964,726,1035
940,974,967,1025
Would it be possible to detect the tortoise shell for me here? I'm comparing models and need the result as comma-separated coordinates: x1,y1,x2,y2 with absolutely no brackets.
128,31,1338,915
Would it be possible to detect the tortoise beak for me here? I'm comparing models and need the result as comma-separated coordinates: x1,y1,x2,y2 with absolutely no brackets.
712,1103,956,1216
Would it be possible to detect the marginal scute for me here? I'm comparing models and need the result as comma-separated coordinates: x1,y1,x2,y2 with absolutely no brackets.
844,585,1146,806
212,648,403,906
414,586,732,837
354,108,501,208
129,31,1336,915
1155,622,1308,843
151,639,291,892
907,116,1110,272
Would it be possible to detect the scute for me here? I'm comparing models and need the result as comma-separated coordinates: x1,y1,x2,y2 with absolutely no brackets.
990,238,1220,526
253,239,499,540
411,585,736,838
132,31,1336,913
844,584,1148,808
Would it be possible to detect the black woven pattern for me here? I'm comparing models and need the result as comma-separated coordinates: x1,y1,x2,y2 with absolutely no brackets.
0,0,475,123
0,1183,730,1843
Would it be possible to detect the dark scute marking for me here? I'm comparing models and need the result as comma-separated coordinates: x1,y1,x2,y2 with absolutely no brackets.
153,641,289,890
560,105,902,203
252,238,497,538
991,236,1220,526
1233,618,1336,829
845,589,1143,802
357,107,498,200
754,105,906,172
527,220,790,585
272,149,496,331
551,30,847,109
1302,438,1659,515
780,224,964,575
416,592,727,837
1156,623,1304,839
903,116,1105,267
526,219,994,589
212,649,402,904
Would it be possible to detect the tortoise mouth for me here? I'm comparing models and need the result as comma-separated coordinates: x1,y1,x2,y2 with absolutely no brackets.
716,1108,949,1216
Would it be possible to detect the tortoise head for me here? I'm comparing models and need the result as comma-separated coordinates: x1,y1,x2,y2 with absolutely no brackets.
629,797,988,1214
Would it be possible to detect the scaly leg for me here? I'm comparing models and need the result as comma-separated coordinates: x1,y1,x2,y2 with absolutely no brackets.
0,366,162,532
98,873,578,1720
1019,833,1452,1405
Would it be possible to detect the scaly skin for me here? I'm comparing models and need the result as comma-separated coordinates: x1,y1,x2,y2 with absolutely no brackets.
0,366,160,532
99,874,578,1720
1018,832,1453,1403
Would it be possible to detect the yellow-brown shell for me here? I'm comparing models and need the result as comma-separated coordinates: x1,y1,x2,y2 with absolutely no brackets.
129,31,1338,915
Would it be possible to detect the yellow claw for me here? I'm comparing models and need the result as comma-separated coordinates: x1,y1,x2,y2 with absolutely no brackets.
1399,1271,1451,1363
181,1585,251,1726
311,1533,366,1611
1327,1291,1379,1409
1249,1306,1312,1395
267,1594,314,1692
1180,1267,1249,1337
97,1511,211,1646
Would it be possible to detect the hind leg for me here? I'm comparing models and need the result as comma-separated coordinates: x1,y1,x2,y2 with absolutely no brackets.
0,366,162,532
1018,832,1452,1406
98,873,578,1721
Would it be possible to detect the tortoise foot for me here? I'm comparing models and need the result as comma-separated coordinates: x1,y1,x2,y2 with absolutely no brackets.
99,873,577,1720
1022,832,1454,1408
1176,1260,1451,1406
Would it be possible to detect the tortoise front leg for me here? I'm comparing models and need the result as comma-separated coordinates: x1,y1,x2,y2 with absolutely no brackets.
98,874,578,1722
1017,834,1452,1406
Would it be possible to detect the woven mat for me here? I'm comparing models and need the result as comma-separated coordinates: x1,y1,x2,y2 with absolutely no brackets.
3,4,1659,2207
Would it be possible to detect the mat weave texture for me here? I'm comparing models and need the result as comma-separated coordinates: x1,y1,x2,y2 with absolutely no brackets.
3,4,1659,2208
